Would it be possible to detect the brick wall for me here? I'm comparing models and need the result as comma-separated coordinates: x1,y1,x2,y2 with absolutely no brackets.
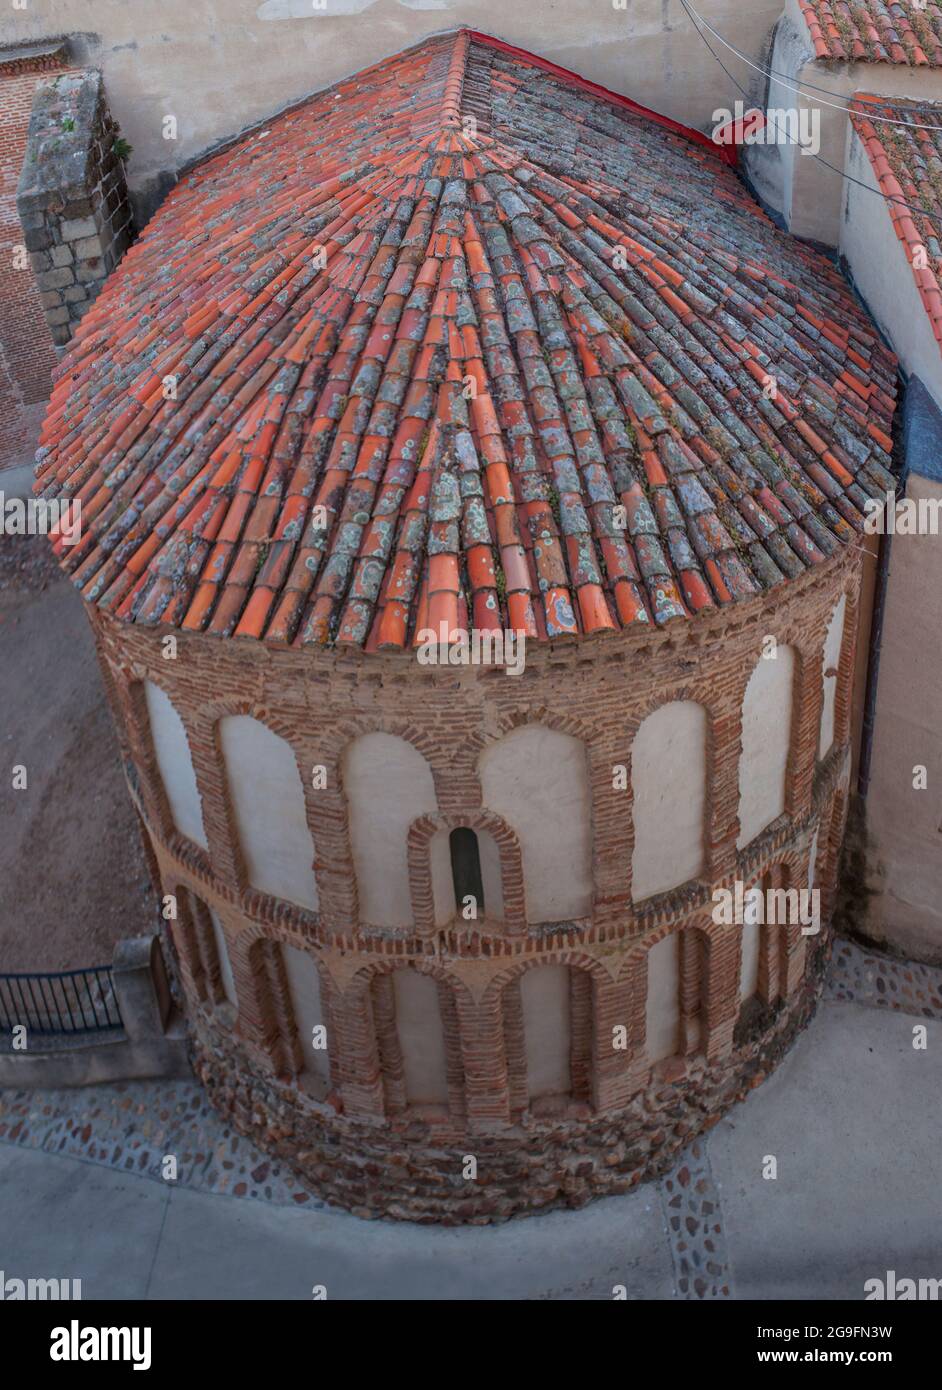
0,52,63,471
88,547,861,1220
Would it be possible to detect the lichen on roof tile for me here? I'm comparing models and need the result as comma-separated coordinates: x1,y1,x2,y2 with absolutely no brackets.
36,28,898,650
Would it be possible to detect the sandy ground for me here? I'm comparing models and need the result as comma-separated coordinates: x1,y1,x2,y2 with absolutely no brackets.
0,534,156,971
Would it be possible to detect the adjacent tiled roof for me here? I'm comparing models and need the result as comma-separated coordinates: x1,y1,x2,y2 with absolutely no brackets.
798,1,942,66
850,95,942,350
36,30,898,651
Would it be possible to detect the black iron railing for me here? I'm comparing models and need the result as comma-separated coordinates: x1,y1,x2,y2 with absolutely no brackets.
0,966,122,1036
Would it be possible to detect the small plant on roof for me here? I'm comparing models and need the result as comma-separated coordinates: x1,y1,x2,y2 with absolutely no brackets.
113,136,133,162
60,116,75,133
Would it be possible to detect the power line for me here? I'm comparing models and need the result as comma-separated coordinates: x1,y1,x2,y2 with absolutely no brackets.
684,0,942,130
677,0,942,237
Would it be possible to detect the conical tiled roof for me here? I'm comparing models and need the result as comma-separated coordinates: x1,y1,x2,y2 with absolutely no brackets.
36,29,898,650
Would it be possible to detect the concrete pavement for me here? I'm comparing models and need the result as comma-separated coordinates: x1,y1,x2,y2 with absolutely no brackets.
2,988,940,1300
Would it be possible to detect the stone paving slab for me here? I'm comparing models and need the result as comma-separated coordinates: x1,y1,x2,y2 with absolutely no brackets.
709,1002,942,1301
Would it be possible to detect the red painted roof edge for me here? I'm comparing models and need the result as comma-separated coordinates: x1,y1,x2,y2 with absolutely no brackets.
466,28,738,167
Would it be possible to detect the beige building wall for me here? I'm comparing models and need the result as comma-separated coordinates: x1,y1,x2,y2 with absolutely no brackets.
645,933,680,1063
745,0,942,247
842,126,942,413
220,715,319,910
2,1,781,217
863,473,942,962
819,593,846,759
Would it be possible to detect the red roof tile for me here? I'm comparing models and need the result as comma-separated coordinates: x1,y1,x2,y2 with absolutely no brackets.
36,29,898,650
798,1,942,66
850,94,942,354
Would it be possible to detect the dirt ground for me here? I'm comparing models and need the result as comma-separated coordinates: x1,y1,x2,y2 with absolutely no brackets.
0,534,157,971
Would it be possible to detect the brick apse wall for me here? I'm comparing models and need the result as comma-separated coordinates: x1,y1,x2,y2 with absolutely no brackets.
84,538,861,1223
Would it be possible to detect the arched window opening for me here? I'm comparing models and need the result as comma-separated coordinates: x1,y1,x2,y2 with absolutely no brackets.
143,681,207,848
371,969,450,1112
737,646,796,847
282,943,329,1092
480,725,592,923
449,827,484,918
176,891,237,1021
631,701,707,902
219,716,318,911
645,932,681,1064
345,733,438,928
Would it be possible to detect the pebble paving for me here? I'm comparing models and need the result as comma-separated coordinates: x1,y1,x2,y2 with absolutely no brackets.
0,937,936,1298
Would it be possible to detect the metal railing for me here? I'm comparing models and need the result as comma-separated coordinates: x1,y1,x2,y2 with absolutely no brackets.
0,966,122,1036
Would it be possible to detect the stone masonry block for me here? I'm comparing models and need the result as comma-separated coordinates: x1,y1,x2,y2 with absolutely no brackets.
61,215,98,242
50,243,74,268
36,266,74,291
73,234,103,259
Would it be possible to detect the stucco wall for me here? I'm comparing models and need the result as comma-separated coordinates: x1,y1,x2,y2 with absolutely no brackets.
220,715,319,910
645,932,680,1062
737,647,794,846
343,731,440,928
0,0,780,220
843,126,942,413
819,594,845,759
747,0,942,247
392,968,449,1104
630,700,707,902
863,471,942,961
282,942,329,1083
143,679,207,849
520,964,570,1099
479,725,592,923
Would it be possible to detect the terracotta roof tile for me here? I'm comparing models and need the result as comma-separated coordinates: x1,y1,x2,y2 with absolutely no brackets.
37,29,898,649
798,1,942,66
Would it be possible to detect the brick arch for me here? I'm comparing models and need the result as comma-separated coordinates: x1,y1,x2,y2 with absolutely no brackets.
626,696,712,903
407,810,525,935
334,717,458,789
347,956,471,1120
482,949,612,1003
617,919,734,1063
197,704,323,917
476,722,596,923
486,952,607,1112
484,703,598,749
126,675,210,863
